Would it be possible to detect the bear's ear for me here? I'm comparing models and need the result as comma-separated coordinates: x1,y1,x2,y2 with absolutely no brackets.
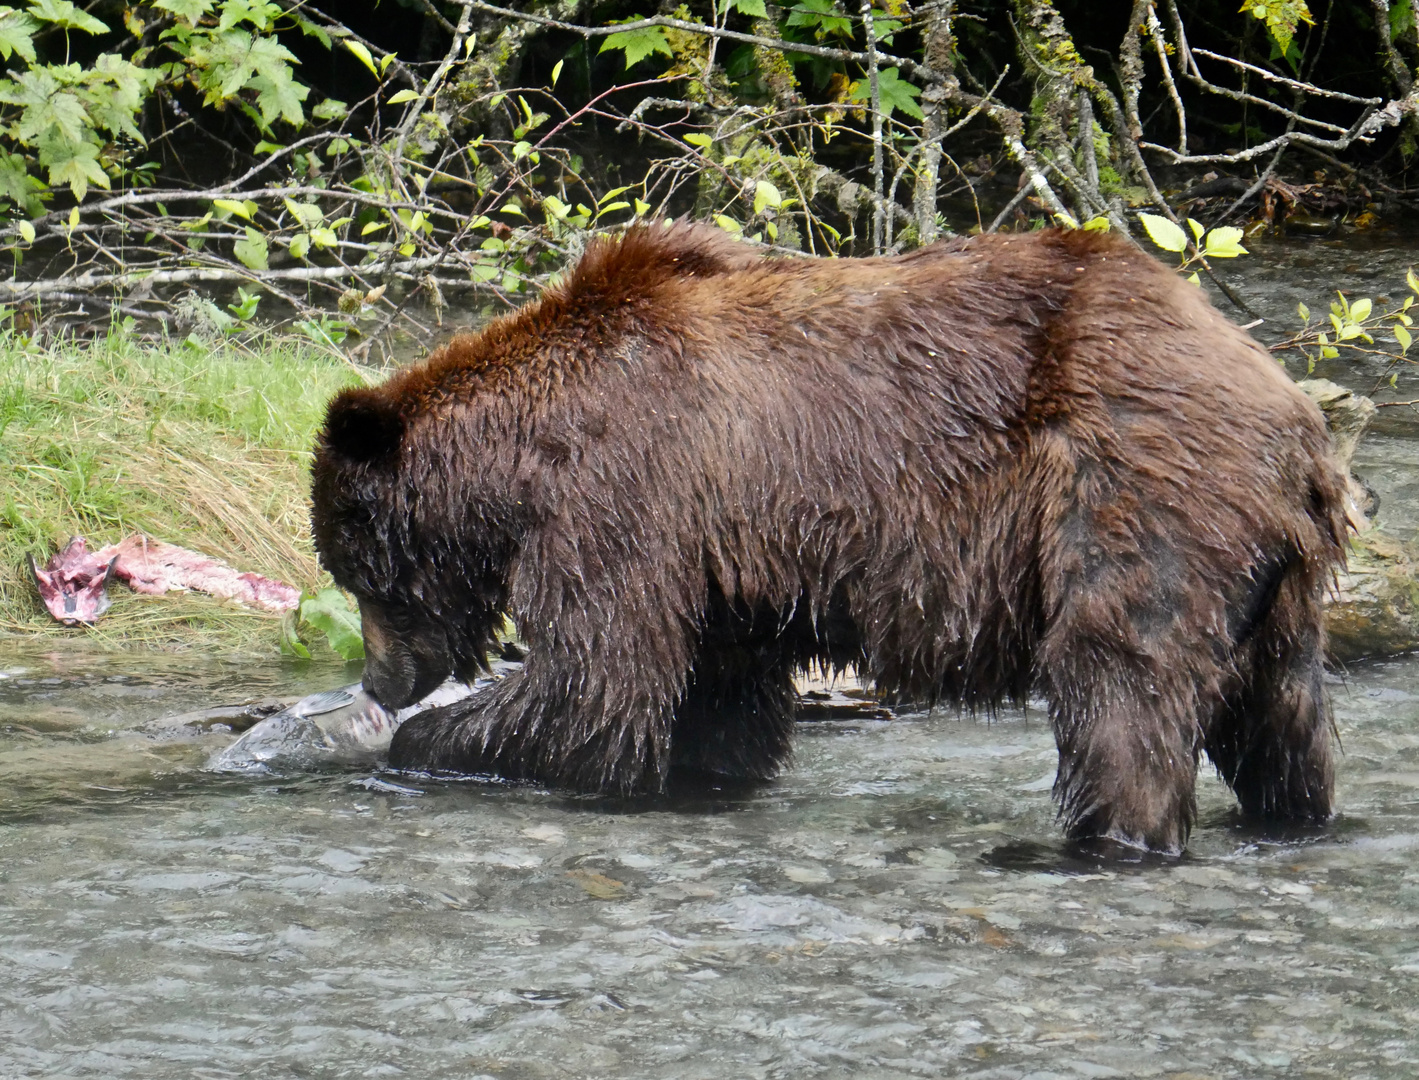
322,387,404,463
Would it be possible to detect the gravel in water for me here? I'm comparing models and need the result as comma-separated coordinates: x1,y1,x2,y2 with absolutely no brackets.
2,646,1418,1078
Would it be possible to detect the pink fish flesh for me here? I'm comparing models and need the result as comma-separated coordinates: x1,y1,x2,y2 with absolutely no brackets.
31,535,300,625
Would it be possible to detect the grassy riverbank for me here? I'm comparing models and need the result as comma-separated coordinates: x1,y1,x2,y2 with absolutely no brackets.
0,331,367,651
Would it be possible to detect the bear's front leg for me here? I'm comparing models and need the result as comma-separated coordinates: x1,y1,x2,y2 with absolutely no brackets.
388,653,683,793
387,668,543,781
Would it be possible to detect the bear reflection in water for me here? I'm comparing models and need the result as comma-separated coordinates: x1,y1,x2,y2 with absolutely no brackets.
310,222,1346,855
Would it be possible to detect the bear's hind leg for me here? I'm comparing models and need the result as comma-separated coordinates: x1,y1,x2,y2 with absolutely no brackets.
1044,659,1205,855
1037,560,1211,854
1205,564,1334,823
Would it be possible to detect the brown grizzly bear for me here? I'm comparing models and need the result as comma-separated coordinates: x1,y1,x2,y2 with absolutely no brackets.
310,221,1347,854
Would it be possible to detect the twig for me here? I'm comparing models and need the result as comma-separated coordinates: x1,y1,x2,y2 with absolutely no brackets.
392,2,476,193
0,256,459,298
860,1,884,254
1146,5,1188,155
468,1,952,89
985,183,1033,232
1190,47,1382,106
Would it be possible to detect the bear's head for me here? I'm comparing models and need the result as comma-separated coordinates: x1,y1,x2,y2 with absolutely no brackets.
311,384,522,709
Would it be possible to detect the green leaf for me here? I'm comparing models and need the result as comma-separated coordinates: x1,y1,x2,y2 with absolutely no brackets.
288,231,310,259
1241,0,1315,55
1350,297,1373,322
28,0,108,34
0,7,39,63
683,132,712,148
45,139,108,201
1138,212,1188,253
753,180,782,215
1053,211,1080,230
1320,345,1339,359
309,225,337,248
252,139,282,154
152,0,213,27
387,88,420,104
1187,217,1204,243
16,218,33,242
1083,216,1111,232
1396,323,1412,353
550,59,563,86
1391,0,1414,41
1408,267,1419,295
232,225,268,269
1297,301,1309,321
598,24,672,69
213,198,251,219
1186,271,1201,285
233,226,268,270
1201,226,1247,258
299,588,364,661
785,0,852,38
344,39,378,77
0,70,88,145
292,12,330,49
730,0,768,14
714,213,742,235
848,68,923,120
283,197,323,228
312,98,347,121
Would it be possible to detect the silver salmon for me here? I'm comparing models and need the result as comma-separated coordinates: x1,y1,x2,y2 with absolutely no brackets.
205,663,518,773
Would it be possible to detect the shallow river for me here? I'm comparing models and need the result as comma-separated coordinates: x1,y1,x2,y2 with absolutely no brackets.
2,642,1418,1079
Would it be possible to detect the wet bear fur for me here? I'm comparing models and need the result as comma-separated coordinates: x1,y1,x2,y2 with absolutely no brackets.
310,222,1347,854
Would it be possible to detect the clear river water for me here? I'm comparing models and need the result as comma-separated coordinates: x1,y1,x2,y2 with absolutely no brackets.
5,230,1419,1079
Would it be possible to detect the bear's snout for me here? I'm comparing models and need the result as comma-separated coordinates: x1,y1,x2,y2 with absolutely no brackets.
359,600,451,709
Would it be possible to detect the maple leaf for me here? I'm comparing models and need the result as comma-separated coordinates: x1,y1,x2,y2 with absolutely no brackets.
37,133,108,201
850,67,922,120
785,0,853,38
1,71,90,145
248,71,308,126
598,24,672,69
151,0,215,28
0,6,39,63
28,0,108,34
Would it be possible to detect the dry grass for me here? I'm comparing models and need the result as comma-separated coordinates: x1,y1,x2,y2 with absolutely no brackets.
0,331,370,651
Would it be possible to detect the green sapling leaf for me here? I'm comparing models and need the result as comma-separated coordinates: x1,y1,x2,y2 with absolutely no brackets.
1138,212,1187,253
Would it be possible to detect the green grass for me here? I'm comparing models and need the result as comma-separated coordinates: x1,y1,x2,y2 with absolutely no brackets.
0,330,369,651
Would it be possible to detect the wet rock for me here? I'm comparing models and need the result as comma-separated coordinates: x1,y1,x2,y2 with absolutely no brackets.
1299,379,1419,660
1326,531,1419,661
